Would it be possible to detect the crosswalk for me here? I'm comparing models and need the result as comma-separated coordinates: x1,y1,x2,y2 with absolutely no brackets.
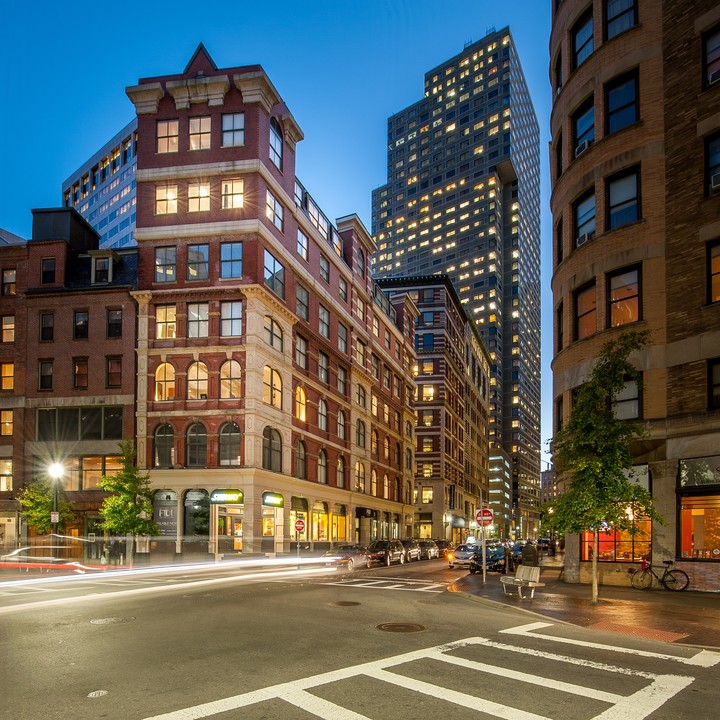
318,575,445,593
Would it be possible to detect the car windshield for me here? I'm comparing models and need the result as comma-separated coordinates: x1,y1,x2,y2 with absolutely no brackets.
455,545,475,552
335,545,359,552
368,541,388,550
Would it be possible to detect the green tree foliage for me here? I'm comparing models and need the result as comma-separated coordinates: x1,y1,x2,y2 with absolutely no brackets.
17,478,76,535
98,440,160,538
543,330,664,601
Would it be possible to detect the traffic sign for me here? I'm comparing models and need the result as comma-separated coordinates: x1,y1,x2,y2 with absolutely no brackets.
295,518,306,533
50,511,59,524
475,508,493,527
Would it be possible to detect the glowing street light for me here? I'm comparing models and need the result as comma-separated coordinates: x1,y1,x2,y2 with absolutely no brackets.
48,463,64,536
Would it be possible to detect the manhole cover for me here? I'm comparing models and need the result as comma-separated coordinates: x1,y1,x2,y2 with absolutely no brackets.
329,601,360,607
376,623,426,633
87,690,108,698
90,617,135,625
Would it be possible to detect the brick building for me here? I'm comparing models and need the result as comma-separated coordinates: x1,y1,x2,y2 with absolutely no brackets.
551,0,720,590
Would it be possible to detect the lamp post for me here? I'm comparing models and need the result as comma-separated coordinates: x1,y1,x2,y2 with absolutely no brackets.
48,463,63,537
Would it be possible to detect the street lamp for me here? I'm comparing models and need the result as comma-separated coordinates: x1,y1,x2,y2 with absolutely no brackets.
48,463,64,537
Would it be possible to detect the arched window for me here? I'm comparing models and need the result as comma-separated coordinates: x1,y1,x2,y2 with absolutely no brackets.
155,362,175,401
356,247,365,278
337,410,345,440
406,448,413,470
154,424,174,468
262,426,282,472
219,422,241,466
395,442,401,467
263,366,282,408
318,449,327,484
383,437,390,461
395,478,401,501
187,361,209,400
371,429,378,456
337,456,345,488
220,360,242,399
269,117,283,170
383,473,389,499
295,386,307,421
355,462,365,492
356,420,366,448
371,469,377,496
264,316,283,351
318,399,327,431
295,440,306,479
186,423,207,467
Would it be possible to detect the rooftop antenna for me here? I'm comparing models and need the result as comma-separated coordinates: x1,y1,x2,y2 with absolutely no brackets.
486,24,496,35
464,38,474,49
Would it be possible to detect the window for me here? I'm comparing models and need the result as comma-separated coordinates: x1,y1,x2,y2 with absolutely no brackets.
266,191,284,231
1,363,13,391
574,282,597,340
1,316,14,343
706,134,720,193
355,462,365,492
612,376,641,419
606,72,638,134
219,422,241,466
318,399,328,431
155,247,177,282
679,493,720,560
295,335,308,369
356,248,366,278
220,242,243,278
371,429,378,455
187,303,209,338
264,316,283,351
709,360,720,409
221,179,244,209
371,470,377,496
73,357,88,389
263,366,282,408
297,230,308,260
606,0,637,40
572,9,593,69
296,284,309,320
357,384,366,408
2,269,16,296
186,423,207,467
337,409,346,440
555,131,563,180
339,277,348,302
0,459,12,492
338,323,347,353
356,420,366,448
221,301,242,337
320,255,330,283
157,120,179,153
295,386,307,421
39,360,53,390
262,427,282,472
709,243,720,303
188,183,210,213
1,409,12,436
106,357,122,388
154,362,176,401
94,256,109,284
187,361,209,400
356,339,366,366
421,486,433,504
189,116,211,150
107,309,122,338
371,354,379,380
319,305,330,337
220,360,241,398
41,258,55,284
337,457,345,488
295,441,307,479
573,191,596,245
556,302,564,353
222,112,244,146
572,97,594,153
154,425,174,468
371,395,378,417
607,168,639,229
40,313,53,341
156,305,177,339
269,117,283,170
383,437,390,461
74,311,89,339
318,352,329,383
264,250,285,299
155,185,178,214
338,366,347,395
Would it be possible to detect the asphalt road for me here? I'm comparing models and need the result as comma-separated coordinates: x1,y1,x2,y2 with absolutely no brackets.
2,559,719,719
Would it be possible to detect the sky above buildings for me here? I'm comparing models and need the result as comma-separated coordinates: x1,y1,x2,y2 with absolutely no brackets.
0,0,553,462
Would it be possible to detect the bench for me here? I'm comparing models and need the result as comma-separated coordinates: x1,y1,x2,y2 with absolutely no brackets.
500,564,544,599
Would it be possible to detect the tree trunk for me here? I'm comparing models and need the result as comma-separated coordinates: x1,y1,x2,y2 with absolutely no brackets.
126,532,135,567
591,530,599,603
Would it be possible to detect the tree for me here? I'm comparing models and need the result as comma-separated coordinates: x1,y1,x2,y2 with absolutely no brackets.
17,478,76,536
98,440,160,564
543,330,664,603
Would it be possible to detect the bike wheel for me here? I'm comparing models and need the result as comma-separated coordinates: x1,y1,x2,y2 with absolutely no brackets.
631,569,653,589
663,569,689,591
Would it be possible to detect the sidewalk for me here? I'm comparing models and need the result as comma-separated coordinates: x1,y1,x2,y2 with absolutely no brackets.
450,556,720,649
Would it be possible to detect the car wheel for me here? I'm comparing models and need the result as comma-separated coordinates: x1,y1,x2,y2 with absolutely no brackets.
469,567,477,574
346,559,354,572
385,553,391,567
448,564,454,569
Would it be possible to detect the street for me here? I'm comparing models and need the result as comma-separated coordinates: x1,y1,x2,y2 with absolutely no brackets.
2,559,719,719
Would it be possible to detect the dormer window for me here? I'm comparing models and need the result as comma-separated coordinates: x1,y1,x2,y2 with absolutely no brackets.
90,251,116,284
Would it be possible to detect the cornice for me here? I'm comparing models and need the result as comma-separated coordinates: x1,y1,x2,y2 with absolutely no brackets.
166,75,230,109
234,71,280,114
135,219,263,242
125,83,165,115
136,159,262,182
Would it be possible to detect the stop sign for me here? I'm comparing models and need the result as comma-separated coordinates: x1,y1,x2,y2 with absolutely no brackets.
476,508,493,527
295,518,306,533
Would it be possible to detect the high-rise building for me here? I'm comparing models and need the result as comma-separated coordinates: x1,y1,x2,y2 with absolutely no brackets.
551,0,720,591
372,27,541,540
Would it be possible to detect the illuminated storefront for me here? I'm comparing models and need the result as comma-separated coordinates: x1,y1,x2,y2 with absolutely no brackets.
679,457,720,562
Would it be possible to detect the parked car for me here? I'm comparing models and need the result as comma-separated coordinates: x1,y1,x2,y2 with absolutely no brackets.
447,543,479,569
367,539,406,566
321,544,371,571
418,540,440,560
433,540,455,558
468,546,506,574
400,538,421,562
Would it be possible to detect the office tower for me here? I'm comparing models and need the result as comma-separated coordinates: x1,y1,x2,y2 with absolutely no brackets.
372,27,541,539
62,120,139,249
551,0,720,590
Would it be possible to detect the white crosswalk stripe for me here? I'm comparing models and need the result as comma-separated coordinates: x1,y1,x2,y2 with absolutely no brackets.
318,576,445,592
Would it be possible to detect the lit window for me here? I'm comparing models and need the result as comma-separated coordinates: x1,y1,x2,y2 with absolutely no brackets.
295,386,307,421
220,242,242,278
1,363,13,391
2,269,16,296
188,183,210,212
221,301,243,337
187,303,209,338
220,360,242,399
187,244,209,280
189,116,211,151
1,409,13,436
422,486,433,503
154,363,175,401
0,459,12,491
608,266,640,327
157,120,179,153
222,113,244,147
222,179,244,209
269,118,283,170
263,366,283,408
155,185,177,215
266,191,284,231
155,305,176,339
709,242,720,303
1,316,14,343
187,361,209,400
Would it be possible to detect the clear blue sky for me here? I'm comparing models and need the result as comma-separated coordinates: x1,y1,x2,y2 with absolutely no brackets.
0,0,553,464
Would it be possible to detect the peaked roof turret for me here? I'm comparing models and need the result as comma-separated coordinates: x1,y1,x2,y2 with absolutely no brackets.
184,43,218,75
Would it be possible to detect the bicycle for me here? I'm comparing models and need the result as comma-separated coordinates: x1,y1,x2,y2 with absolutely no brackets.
630,559,689,591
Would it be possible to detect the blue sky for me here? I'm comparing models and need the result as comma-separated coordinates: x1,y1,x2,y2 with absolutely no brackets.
0,0,553,463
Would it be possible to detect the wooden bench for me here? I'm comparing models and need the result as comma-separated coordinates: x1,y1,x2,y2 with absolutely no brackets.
500,565,544,599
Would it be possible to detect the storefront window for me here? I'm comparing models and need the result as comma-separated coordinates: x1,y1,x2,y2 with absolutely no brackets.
312,501,328,541
580,521,651,562
680,495,720,560
184,490,209,538
262,507,275,537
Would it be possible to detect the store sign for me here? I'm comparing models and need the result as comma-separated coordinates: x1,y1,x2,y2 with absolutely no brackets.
210,489,244,504
262,491,284,507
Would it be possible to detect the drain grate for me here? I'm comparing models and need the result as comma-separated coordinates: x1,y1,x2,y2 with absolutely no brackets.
90,617,135,625
376,623,426,633
330,601,360,607
87,690,109,698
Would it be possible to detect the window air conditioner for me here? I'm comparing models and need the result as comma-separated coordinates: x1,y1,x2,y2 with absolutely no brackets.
575,139,592,158
709,69,720,86
576,232,593,247
712,173,720,192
